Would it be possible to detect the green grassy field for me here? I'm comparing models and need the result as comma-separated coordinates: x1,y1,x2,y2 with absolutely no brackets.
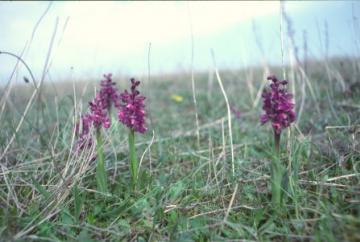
0,57,360,241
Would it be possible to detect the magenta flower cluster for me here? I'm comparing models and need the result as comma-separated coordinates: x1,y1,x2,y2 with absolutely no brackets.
75,114,93,151
75,74,119,151
75,75,147,151
260,75,296,134
99,73,120,110
118,78,147,133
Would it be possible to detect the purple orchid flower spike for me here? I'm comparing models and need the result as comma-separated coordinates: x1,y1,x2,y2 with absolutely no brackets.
88,94,111,129
75,73,119,152
99,73,120,110
260,75,296,152
118,78,147,134
75,114,93,152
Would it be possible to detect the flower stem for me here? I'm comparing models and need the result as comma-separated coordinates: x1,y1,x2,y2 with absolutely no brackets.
274,130,280,155
271,130,282,209
271,156,282,209
96,128,108,194
128,129,138,189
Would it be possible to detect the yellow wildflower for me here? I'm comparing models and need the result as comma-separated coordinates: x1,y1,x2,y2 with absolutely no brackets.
171,94,183,103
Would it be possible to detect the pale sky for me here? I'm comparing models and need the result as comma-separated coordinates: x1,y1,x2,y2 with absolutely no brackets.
0,1,358,83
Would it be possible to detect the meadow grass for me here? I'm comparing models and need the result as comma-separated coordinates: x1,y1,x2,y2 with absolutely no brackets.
0,57,360,242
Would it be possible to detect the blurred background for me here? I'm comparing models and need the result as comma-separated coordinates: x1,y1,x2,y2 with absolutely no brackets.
0,1,359,83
